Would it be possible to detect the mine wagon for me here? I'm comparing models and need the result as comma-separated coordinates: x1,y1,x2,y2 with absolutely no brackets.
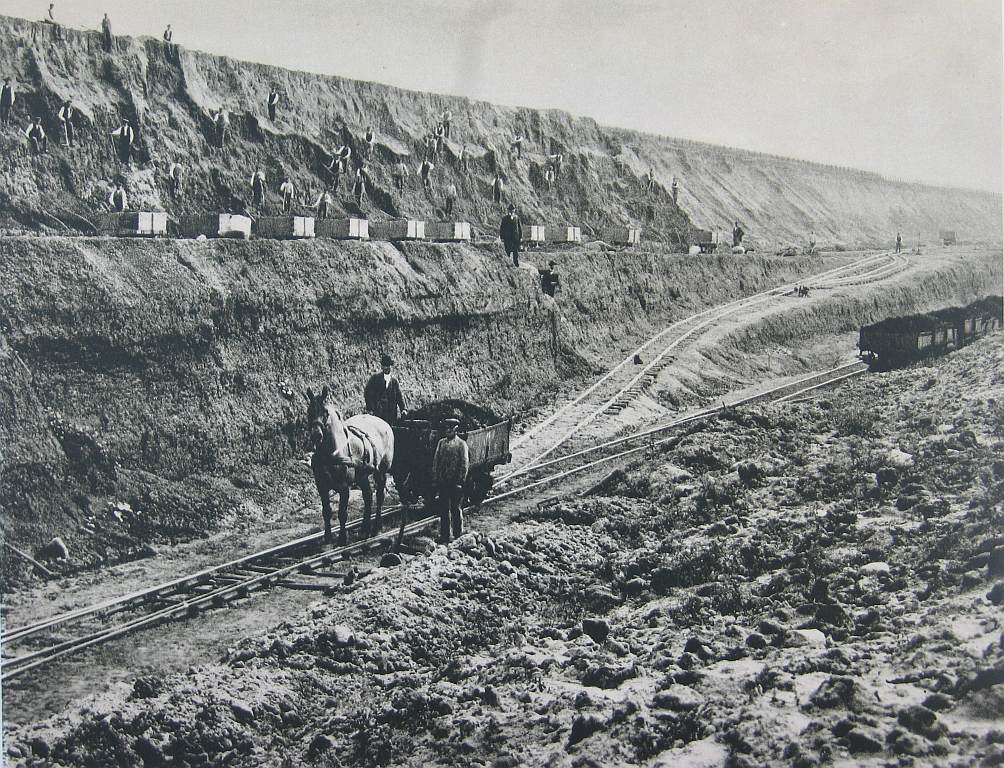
98,211,168,237
939,230,957,246
392,417,512,507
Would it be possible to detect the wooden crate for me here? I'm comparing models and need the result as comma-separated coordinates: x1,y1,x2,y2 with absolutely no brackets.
315,217,369,240
180,213,252,239
98,212,168,236
521,225,547,243
254,216,316,239
370,219,425,240
605,226,642,245
545,225,581,243
426,221,472,242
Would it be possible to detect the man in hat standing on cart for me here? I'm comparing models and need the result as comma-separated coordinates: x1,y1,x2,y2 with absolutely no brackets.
433,418,469,544
364,354,407,425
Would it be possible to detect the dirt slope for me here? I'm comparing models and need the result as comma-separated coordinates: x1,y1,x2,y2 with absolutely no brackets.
0,14,999,247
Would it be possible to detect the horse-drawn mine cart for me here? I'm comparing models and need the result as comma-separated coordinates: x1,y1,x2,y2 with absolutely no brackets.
392,418,513,507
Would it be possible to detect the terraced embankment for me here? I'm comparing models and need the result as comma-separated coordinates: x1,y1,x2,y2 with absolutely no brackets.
1,236,860,585
0,13,1000,247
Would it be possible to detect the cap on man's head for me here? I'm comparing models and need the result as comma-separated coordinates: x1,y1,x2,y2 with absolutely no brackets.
380,354,393,367
507,204,516,212
548,260,557,266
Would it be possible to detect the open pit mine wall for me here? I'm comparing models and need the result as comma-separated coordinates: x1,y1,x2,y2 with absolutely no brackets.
1,14,1000,247
0,236,837,547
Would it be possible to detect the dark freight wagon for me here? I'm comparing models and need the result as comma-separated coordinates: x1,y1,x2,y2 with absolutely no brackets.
859,296,1002,369
392,414,512,507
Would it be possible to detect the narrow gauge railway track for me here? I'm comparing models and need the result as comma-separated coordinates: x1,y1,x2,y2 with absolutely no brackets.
2,361,866,682
505,252,892,478
812,252,910,289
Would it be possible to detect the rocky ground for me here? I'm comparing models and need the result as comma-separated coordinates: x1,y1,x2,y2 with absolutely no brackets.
5,330,1002,766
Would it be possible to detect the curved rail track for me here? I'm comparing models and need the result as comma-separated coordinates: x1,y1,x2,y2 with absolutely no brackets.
1,360,867,682
504,251,899,479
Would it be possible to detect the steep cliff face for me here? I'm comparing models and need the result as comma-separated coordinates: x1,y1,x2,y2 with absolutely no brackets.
0,14,999,246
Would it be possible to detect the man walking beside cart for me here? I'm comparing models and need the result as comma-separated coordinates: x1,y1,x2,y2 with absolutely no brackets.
433,419,469,544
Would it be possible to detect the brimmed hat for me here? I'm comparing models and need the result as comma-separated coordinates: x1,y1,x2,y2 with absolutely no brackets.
548,260,557,266
507,203,516,212
443,418,460,427
380,354,393,367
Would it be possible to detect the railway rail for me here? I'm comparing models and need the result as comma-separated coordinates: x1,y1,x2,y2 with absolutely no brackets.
2,360,867,683
505,251,897,478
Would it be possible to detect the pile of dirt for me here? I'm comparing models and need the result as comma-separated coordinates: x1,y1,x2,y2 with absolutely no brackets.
7,333,1003,766
405,399,503,430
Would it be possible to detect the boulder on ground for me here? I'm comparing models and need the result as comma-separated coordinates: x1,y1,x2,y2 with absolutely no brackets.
581,618,610,643
36,537,69,561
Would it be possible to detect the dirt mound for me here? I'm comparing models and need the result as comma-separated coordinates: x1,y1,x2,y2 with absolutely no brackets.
405,399,502,430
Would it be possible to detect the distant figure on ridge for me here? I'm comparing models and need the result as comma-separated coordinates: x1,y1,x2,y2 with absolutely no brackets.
392,159,409,191
109,183,127,212
279,176,295,213
895,232,902,253
352,164,368,206
214,109,230,148
444,182,457,217
311,188,333,219
363,126,375,158
267,87,279,121
1,77,15,126
499,204,523,267
251,170,266,209
456,145,468,173
544,165,555,191
492,171,505,206
420,158,434,191
671,176,679,203
547,151,563,178
732,220,745,248
25,117,47,155
57,98,76,147
163,24,173,43
110,118,134,163
510,134,523,160
441,108,452,138
169,161,183,197
101,13,113,53
434,122,446,156
645,167,655,192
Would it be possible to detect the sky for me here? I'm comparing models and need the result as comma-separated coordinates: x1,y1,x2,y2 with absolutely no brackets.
5,0,1002,192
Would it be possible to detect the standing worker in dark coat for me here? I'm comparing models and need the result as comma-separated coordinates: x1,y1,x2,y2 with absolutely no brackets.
895,232,902,253
267,88,279,121
110,118,134,163
251,170,266,209
732,220,745,248
109,183,127,212
540,260,560,296
671,176,679,204
364,354,408,425
1,78,15,126
500,203,522,267
101,13,113,53
433,419,469,544
420,158,434,191
163,24,173,43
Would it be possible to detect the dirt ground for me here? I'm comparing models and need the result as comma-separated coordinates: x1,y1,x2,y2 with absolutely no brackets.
5,327,1002,768
3,246,1001,765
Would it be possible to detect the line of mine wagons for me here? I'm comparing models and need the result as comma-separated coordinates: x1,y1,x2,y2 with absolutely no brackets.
96,212,643,246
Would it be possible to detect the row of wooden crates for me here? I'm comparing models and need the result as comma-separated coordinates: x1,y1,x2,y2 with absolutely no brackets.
95,213,643,247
